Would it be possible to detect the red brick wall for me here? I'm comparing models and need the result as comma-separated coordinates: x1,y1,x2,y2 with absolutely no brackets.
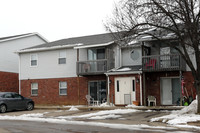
109,74,141,105
145,71,196,105
20,75,106,105
0,71,18,93
182,71,196,99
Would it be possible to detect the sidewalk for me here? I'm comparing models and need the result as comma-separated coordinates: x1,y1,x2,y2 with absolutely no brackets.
35,104,184,111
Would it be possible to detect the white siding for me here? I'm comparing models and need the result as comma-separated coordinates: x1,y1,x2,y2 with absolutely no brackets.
121,47,142,66
20,48,77,80
0,35,46,73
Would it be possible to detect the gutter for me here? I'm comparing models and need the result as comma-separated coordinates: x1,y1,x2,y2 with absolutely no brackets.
105,71,142,76
0,32,48,43
74,41,114,49
15,44,79,54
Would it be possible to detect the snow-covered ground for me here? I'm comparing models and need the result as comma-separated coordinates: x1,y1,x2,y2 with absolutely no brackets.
151,100,200,130
0,103,199,131
0,108,175,132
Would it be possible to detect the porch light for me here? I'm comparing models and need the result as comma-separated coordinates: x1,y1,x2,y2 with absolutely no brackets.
136,78,140,83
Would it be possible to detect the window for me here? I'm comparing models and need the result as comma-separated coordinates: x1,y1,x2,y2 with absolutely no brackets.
59,81,67,95
88,48,105,60
30,54,37,66
3,93,13,98
117,80,119,92
58,51,66,64
132,80,135,92
31,83,38,96
130,50,140,61
13,93,23,99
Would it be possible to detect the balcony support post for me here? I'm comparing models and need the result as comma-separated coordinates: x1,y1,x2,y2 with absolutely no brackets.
106,74,110,105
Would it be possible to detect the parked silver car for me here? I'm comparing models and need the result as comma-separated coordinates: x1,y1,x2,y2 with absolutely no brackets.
0,92,34,113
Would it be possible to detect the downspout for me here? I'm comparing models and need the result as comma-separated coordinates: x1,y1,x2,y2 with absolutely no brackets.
18,53,21,94
140,74,143,105
119,46,122,67
77,49,80,104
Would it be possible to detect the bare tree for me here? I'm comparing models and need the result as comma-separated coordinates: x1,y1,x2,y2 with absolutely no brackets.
106,0,200,113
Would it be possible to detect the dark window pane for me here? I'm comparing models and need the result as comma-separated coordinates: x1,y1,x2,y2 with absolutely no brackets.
132,80,135,92
32,90,38,95
117,80,119,92
59,58,66,64
31,60,37,66
97,49,105,59
60,89,67,95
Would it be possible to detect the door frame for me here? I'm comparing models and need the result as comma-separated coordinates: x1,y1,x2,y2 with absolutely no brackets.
88,80,106,103
114,77,136,105
160,76,180,105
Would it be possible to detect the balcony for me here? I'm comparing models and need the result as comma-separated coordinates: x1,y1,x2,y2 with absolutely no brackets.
142,54,186,72
77,59,108,75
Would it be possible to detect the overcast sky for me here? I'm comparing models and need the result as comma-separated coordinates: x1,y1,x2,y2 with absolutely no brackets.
0,0,119,41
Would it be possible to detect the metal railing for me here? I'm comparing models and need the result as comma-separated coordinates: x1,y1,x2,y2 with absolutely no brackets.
142,54,186,72
77,59,108,75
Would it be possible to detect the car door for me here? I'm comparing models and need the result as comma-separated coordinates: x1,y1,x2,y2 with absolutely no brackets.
3,93,16,110
12,93,27,109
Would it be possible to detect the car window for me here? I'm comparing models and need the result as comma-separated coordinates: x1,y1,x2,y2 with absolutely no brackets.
3,93,13,98
12,94,23,99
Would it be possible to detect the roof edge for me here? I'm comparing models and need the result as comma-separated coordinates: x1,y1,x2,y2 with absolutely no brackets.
74,41,115,49
0,32,49,43
16,44,78,53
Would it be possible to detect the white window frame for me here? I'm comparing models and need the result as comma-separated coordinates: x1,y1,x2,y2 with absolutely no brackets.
31,83,38,96
30,54,38,67
59,81,67,95
58,51,66,64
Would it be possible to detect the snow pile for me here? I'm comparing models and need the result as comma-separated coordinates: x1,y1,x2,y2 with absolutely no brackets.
99,102,115,107
151,100,200,125
20,113,44,118
116,67,131,72
125,104,136,108
88,114,121,120
173,100,197,114
68,106,79,111
58,109,139,120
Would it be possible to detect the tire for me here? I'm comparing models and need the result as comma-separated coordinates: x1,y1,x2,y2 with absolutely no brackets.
0,104,7,113
27,103,34,111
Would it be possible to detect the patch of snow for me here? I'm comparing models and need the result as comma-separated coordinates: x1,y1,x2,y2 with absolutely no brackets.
89,114,121,120
20,113,44,118
151,100,200,126
57,109,139,119
62,105,85,108
0,114,176,132
116,67,131,72
68,106,79,111
125,104,136,108
99,102,115,107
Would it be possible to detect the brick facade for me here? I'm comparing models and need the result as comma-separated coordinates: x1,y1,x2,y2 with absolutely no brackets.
182,71,196,99
0,71,18,93
109,74,141,105
145,71,196,106
20,75,106,105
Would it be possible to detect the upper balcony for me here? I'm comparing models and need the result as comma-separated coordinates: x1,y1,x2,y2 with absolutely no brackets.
142,54,186,72
77,59,109,75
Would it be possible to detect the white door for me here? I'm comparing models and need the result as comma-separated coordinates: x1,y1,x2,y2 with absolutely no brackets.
115,77,136,105
161,78,172,105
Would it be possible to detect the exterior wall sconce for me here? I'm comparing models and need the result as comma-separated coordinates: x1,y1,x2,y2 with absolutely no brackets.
136,78,139,83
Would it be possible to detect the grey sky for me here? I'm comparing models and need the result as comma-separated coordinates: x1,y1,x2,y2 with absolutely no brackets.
0,0,119,41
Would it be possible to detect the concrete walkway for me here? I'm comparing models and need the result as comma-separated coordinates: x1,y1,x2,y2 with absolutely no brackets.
35,105,184,111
